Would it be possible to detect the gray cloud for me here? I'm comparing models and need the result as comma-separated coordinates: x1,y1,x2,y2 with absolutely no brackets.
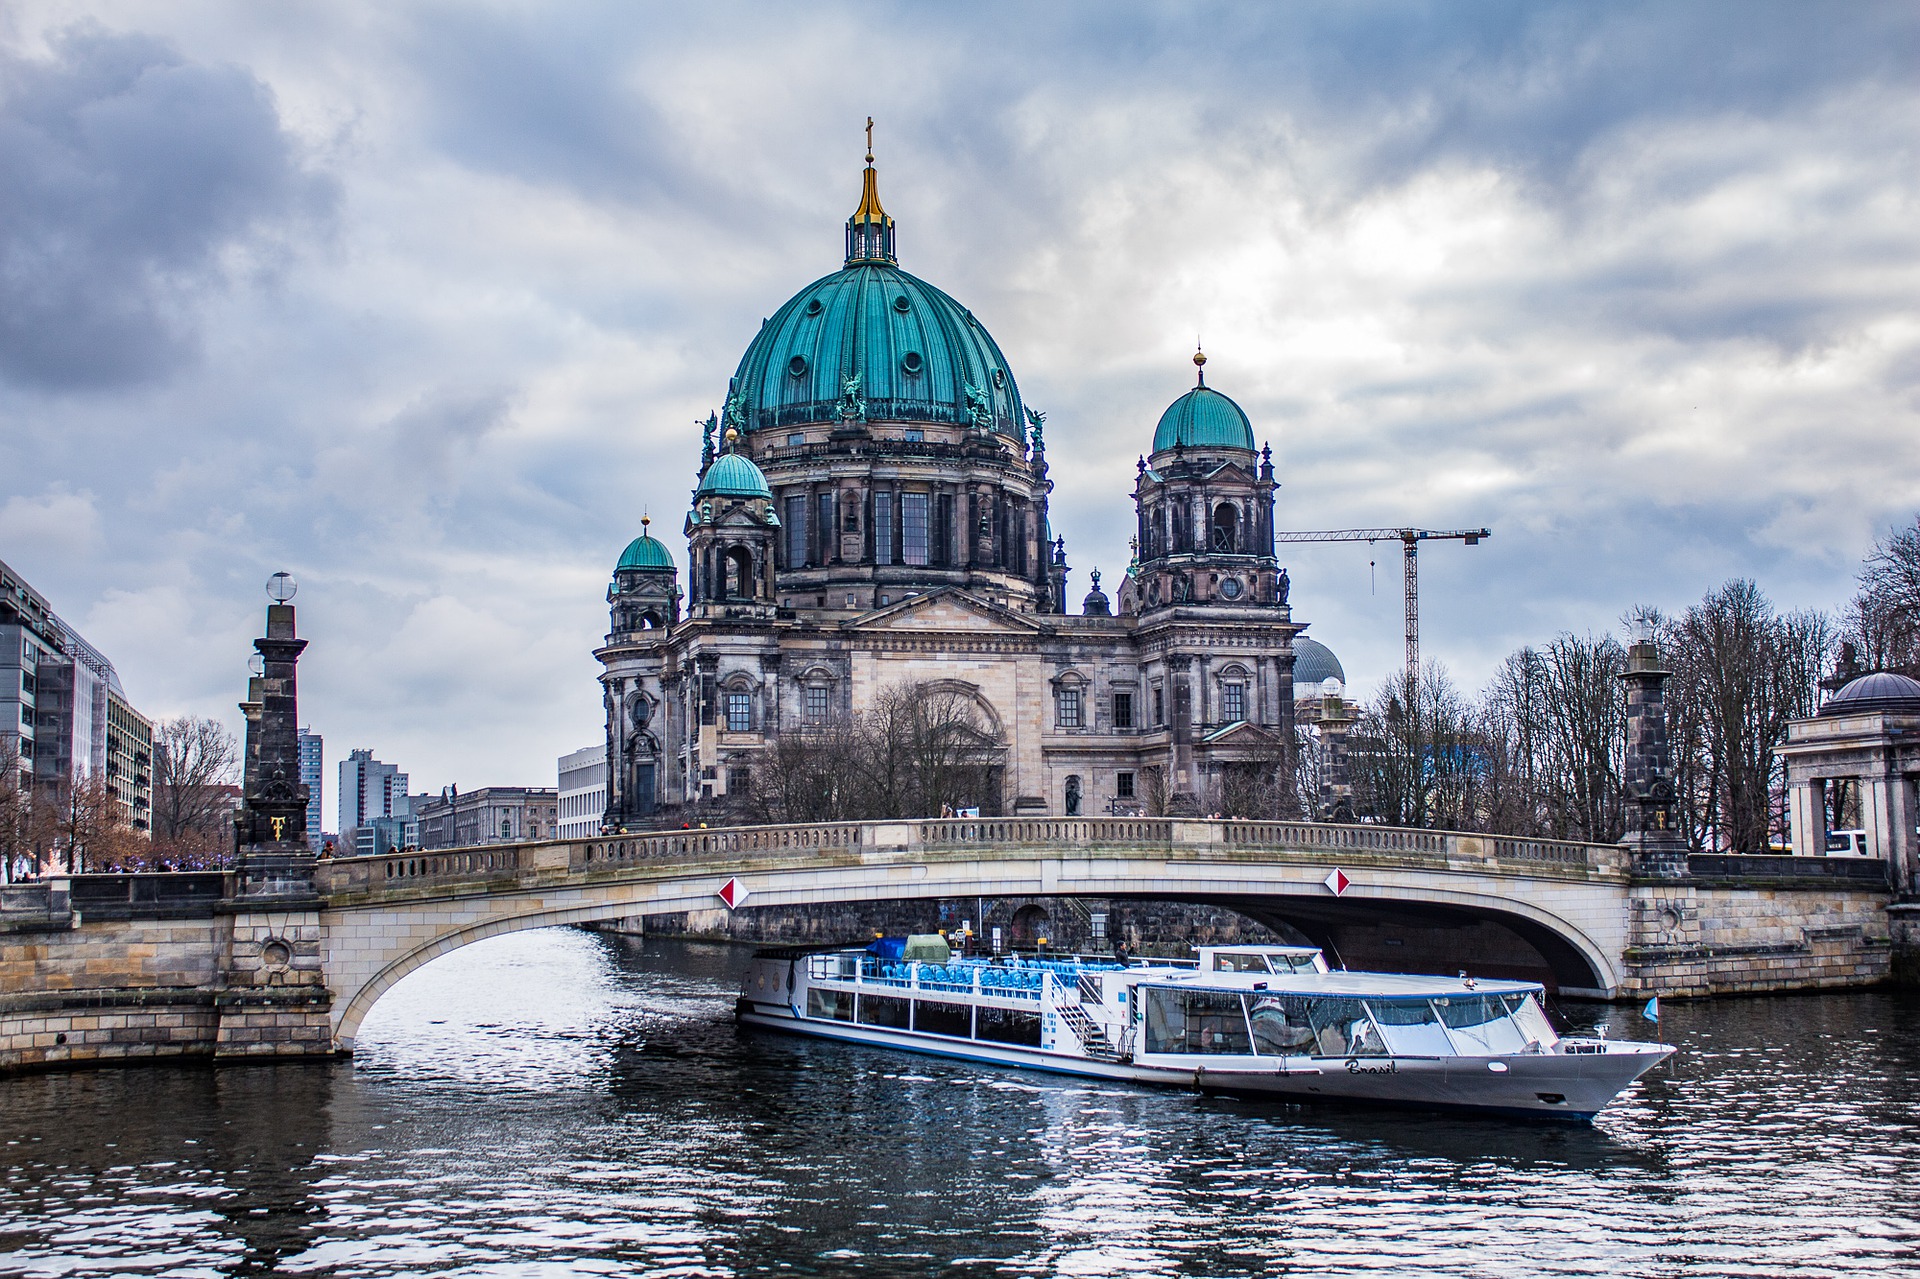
0,24,335,389
1,1,1916,791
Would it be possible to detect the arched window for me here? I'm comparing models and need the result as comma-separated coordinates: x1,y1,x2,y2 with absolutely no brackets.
724,546,754,599
1213,503,1239,553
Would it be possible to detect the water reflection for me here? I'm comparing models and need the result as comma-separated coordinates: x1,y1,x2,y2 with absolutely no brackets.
1,927,1917,1276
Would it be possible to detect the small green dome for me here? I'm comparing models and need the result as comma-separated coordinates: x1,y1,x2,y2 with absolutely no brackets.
1152,386,1255,453
616,532,675,572
695,451,772,500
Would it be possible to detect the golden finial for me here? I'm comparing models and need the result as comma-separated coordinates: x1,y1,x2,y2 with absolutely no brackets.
724,427,740,448
1193,344,1208,387
865,116,874,165
641,513,650,531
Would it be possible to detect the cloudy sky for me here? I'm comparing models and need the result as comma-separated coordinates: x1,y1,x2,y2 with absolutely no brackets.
3,2,1917,812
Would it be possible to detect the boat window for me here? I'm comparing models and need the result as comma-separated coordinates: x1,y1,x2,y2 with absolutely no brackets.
1436,995,1530,1055
1268,952,1321,973
1366,999,1455,1057
913,1001,972,1039
1305,998,1387,1057
1503,993,1559,1049
1143,988,1253,1054
807,989,853,1022
1247,994,1317,1056
976,1007,1041,1047
857,994,911,1029
1213,953,1270,973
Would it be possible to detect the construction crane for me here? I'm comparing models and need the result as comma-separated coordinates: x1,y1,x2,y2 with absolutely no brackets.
1273,527,1491,680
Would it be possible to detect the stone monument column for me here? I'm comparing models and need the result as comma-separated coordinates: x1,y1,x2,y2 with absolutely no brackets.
1619,621,1688,879
220,572,334,1059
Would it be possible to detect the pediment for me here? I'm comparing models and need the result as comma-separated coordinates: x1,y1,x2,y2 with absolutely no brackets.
1204,461,1255,484
845,588,1048,635
1199,719,1286,747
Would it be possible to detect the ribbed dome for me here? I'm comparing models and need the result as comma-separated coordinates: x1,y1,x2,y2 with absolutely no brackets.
1153,385,1255,454
1292,636,1346,687
616,533,675,572
1821,671,1920,716
696,451,772,500
728,263,1026,440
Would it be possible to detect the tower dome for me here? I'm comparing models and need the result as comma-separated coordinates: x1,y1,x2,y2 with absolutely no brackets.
1820,671,1920,716
1152,387,1256,453
723,157,1026,440
695,450,773,500
616,527,675,572
1152,348,1255,453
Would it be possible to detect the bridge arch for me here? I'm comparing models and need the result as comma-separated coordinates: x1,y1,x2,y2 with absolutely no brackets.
323,822,1629,1049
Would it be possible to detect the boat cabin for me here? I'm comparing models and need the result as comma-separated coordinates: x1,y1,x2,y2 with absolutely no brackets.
1194,945,1330,975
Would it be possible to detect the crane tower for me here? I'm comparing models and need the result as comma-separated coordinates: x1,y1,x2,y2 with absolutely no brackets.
1273,527,1491,679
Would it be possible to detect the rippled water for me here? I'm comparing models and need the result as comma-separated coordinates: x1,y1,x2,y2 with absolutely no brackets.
3,930,1919,1277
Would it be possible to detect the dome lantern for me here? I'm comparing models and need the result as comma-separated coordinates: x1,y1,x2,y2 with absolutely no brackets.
845,117,896,267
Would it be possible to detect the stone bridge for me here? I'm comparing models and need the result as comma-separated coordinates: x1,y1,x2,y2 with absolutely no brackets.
0,818,1897,1072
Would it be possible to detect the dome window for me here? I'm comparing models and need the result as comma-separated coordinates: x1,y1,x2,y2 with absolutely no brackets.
901,351,923,375
893,294,911,313
788,355,809,378
805,298,823,316
992,368,1006,388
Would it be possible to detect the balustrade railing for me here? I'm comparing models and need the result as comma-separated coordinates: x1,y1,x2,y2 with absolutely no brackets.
315,816,1612,897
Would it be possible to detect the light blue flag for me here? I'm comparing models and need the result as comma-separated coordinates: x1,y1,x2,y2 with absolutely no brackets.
1642,996,1660,1023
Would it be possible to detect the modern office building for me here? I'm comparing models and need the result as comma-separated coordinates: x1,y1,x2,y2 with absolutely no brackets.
557,744,608,838
297,728,325,850
339,748,413,855
1,557,153,834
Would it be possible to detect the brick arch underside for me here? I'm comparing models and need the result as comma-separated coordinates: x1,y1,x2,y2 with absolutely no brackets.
1173,896,1611,993
331,877,1617,1046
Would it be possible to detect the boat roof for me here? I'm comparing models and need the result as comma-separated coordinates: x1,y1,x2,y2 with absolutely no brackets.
1136,970,1544,999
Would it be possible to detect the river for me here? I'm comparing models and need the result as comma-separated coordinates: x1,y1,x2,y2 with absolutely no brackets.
3,930,1918,1277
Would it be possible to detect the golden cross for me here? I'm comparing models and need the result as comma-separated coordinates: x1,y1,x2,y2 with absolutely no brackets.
865,116,874,164
270,816,286,840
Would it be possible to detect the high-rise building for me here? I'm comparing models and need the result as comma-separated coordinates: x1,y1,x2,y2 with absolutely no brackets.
557,743,607,838
104,690,152,833
339,747,408,831
297,728,324,849
1,557,153,835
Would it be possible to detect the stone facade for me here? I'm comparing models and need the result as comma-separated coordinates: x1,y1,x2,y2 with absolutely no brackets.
597,162,1302,826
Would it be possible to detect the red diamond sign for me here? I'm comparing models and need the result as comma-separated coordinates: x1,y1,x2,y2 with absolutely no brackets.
718,877,747,909
1324,868,1351,896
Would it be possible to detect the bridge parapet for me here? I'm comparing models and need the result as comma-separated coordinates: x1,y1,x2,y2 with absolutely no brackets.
315,817,1623,903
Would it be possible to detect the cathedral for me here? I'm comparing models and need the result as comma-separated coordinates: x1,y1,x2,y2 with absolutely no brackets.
595,149,1341,825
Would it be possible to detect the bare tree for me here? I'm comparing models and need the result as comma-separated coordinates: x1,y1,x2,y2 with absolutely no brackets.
1478,634,1627,842
1349,663,1482,830
1662,581,1832,852
746,681,1006,822
32,771,140,874
1207,732,1301,820
0,736,31,881
868,682,1005,818
151,716,240,863
1848,516,1920,676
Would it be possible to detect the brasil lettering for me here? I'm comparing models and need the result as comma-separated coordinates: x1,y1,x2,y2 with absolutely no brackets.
1346,1058,1399,1074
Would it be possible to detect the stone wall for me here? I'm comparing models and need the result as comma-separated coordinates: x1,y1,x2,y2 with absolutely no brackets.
1623,880,1893,996
0,906,333,1073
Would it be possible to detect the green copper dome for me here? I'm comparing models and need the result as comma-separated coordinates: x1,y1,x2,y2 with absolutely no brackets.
616,532,675,572
1152,385,1255,454
695,451,773,500
724,165,1025,440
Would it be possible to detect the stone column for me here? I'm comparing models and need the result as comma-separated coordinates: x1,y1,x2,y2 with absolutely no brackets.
1316,691,1357,821
1788,777,1821,859
1619,627,1688,879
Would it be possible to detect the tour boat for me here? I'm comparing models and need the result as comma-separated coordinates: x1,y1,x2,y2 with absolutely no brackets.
737,940,1673,1120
